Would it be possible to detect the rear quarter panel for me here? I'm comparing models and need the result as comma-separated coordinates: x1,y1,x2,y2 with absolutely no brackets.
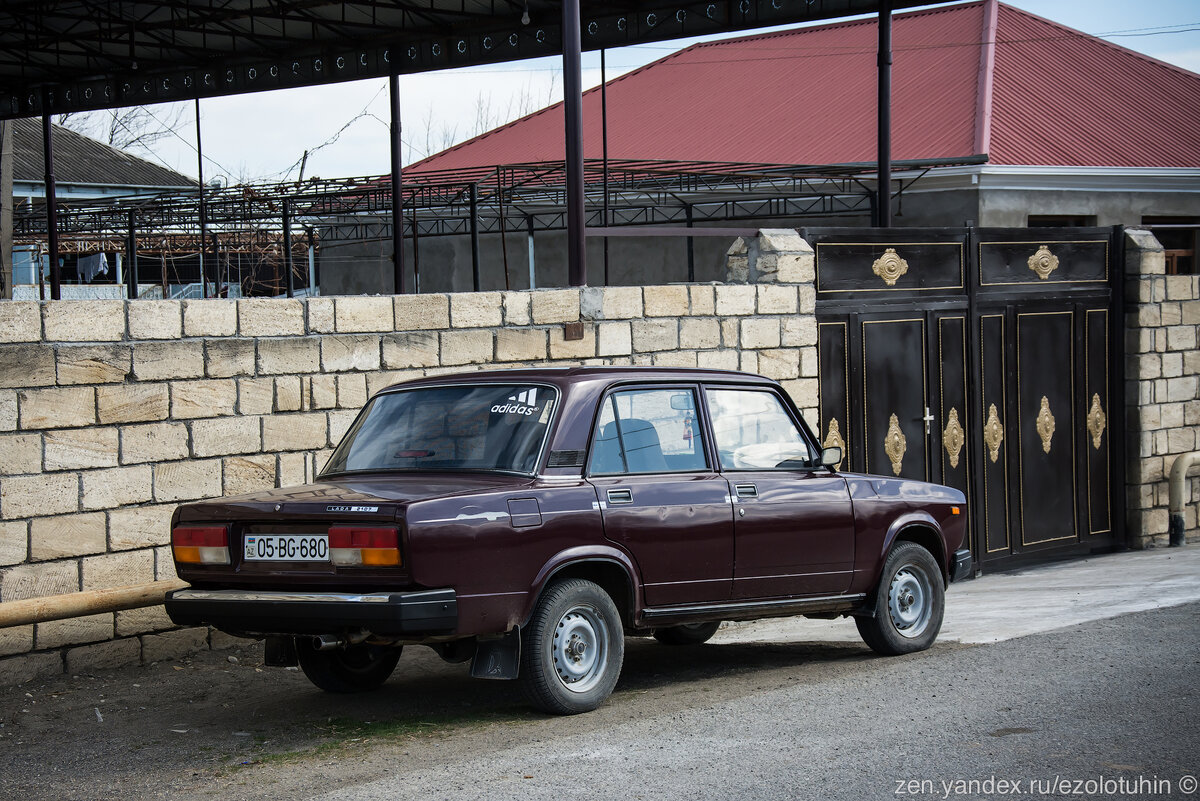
405,480,615,635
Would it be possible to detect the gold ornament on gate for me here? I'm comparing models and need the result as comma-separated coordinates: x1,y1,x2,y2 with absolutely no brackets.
984,403,1004,463
871,247,909,286
943,407,965,469
1036,395,1056,454
1086,393,1106,450
884,414,907,476
823,418,846,470
1027,245,1059,280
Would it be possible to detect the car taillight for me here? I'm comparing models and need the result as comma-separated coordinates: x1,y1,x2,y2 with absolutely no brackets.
328,526,401,567
172,525,230,565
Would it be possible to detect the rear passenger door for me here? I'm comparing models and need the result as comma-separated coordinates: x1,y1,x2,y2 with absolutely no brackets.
705,386,855,598
587,386,734,607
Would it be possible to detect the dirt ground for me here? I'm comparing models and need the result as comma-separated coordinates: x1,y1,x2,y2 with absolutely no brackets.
3,598,1198,800
0,630,886,800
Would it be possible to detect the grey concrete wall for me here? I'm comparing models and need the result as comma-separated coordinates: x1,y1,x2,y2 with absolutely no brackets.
980,189,1200,228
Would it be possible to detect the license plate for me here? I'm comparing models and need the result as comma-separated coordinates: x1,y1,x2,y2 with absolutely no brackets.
243,534,329,562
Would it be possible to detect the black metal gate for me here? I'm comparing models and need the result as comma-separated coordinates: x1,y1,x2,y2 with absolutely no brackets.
809,227,1123,572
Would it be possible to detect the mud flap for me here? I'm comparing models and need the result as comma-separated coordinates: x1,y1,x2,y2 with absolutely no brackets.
264,635,298,667
470,627,520,680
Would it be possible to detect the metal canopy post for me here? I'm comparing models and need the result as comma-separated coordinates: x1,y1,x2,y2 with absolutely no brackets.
601,48,610,286
389,73,406,294
562,0,586,286
195,98,208,298
411,208,421,293
875,0,893,227
41,99,61,300
125,209,138,299
527,214,536,290
686,204,695,282
282,199,294,298
469,182,480,291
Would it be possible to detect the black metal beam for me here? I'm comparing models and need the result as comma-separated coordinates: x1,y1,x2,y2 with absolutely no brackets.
562,0,585,286
469,181,480,291
282,198,294,297
876,0,892,227
389,72,405,294
1,1,940,120
40,100,60,299
126,209,138,299
196,97,208,298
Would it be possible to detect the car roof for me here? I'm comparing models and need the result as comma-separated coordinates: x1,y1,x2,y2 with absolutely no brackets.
378,366,778,394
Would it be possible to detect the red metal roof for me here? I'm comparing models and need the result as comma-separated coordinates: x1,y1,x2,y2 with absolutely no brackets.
410,1,1200,173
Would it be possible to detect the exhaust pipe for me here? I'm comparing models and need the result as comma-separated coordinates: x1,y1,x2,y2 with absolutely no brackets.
312,634,347,651
311,632,370,651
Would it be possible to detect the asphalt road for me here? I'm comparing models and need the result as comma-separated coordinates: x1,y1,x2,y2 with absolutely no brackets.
0,601,1196,801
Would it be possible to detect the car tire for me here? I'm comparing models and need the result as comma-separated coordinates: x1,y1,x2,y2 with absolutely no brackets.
295,640,403,693
856,541,945,656
652,621,721,646
519,579,624,715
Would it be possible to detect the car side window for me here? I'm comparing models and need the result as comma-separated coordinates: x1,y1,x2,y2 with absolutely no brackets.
705,388,815,470
589,388,707,475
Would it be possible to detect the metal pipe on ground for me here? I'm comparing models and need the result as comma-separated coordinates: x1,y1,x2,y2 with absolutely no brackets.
0,579,188,628
1168,451,1200,547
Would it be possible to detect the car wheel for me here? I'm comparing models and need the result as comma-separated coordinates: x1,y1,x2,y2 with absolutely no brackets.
652,621,721,646
295,639,403,693
519,579,624,715
856,541,944,656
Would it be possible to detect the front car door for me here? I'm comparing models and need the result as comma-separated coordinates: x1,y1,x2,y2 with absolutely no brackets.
587,385,733,607
704,386,855,598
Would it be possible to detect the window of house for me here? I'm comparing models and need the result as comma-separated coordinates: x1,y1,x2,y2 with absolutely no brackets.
1143,216,1198,275
1027,215,1097,227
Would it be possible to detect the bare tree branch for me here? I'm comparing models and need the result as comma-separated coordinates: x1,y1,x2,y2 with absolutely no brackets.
55,104,188,158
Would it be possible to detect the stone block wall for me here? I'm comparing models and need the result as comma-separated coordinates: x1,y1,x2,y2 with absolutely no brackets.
0,256,819,684
1124,229,1200,548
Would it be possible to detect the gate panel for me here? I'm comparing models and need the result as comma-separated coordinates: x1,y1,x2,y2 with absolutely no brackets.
861,318,928,480
935,315,972,542
1084,309,1112,537
978,314,1011,556
818,320,851,470
1015,311,1077,548
978,237,1109,287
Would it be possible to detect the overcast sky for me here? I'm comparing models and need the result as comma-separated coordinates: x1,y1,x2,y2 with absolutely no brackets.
128,0,1200,184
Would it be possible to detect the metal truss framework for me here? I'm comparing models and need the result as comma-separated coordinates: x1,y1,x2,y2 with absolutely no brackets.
13,156,978,255
0,0,934,121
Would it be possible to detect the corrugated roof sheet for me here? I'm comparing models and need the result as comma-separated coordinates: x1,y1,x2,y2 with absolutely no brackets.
11,118,194,189
989,4,1200,167
411,0,1200,173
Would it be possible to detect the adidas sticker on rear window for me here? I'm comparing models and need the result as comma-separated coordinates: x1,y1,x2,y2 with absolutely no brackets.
491,388,540,416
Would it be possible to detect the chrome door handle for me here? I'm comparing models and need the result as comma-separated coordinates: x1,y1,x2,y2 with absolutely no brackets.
606,488,633,504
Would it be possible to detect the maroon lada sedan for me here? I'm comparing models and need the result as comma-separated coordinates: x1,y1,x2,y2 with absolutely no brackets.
166,367,971,714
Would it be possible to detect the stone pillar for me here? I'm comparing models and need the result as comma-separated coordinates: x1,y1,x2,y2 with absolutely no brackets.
1123,228,1200,547
725,229,819,422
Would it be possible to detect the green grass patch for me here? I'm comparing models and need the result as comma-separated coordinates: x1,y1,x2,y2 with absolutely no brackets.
226,708,525,772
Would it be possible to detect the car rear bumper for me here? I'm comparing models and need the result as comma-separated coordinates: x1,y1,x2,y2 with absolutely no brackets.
165,588,457,635
950,548,973,582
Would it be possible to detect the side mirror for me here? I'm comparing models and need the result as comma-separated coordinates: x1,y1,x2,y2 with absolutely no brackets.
820,446,843,469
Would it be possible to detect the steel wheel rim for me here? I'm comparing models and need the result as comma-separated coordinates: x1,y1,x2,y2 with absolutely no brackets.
551,603,609,693
887,564,932,639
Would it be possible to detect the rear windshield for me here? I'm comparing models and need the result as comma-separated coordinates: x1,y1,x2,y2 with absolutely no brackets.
321,384,556,476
